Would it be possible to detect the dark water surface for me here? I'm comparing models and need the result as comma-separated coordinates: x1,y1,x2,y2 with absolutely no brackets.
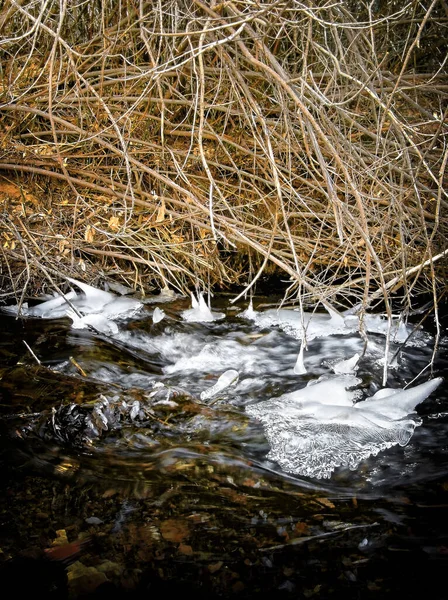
0,294,447,599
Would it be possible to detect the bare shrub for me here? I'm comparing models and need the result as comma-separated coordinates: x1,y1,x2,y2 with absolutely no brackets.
0,1,446,317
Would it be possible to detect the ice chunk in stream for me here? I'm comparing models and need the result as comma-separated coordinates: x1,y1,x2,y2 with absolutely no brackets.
200,369,240,400
2,290,78,319
246,376,442,479
244,305,348,340
66,278,142,318
152,307,165,323
181,292,225,323
332,353,360,374
281,374,362,407
293,341,307,375
66,309,119,335
354,377,443,420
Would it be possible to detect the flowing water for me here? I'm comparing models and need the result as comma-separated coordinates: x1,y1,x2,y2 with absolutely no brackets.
0,292,447,599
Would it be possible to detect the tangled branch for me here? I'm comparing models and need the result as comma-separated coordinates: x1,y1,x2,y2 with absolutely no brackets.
0,0,446,314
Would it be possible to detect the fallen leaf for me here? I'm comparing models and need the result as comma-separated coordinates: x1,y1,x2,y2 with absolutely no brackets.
160,518,190,543
85,225,95,242
178,543,193,556
0,181,38,206
208,561,223,573
316,497,335,509
156,199,165,222
108,215,120,231
294,521,309,536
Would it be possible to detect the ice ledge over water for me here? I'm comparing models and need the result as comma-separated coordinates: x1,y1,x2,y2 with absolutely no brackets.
2,277,143,325
246,376,443,479
240,302,422,345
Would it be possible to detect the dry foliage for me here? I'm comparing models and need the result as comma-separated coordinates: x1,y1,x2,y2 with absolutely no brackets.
0,0,447,316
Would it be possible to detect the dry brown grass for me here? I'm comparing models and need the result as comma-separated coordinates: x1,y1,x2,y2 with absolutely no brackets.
0,0,447,318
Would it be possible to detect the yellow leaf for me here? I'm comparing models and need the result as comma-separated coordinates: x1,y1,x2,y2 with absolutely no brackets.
51,529,69,547
316,497,335,509
108,215,120,231
58,239,69,252
156,199,165,223
171,234,184,244
85,225,95,243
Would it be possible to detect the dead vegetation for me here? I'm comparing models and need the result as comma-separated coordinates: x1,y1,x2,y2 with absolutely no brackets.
0,0,447,315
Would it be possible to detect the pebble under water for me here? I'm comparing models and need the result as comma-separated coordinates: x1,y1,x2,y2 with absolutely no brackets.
0,290,447,599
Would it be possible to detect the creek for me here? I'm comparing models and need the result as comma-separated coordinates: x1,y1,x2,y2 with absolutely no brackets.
0,291,447,599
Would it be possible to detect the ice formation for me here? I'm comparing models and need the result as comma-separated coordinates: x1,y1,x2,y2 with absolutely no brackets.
242,304,414,344
2,282,441,482
246,376,443,479
152,307,166,323
66,309,119,335
181,292,225,323
2,277,142,323
200,369,240,400
332,353,360,374
65,278,142,318
293,341,307,374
